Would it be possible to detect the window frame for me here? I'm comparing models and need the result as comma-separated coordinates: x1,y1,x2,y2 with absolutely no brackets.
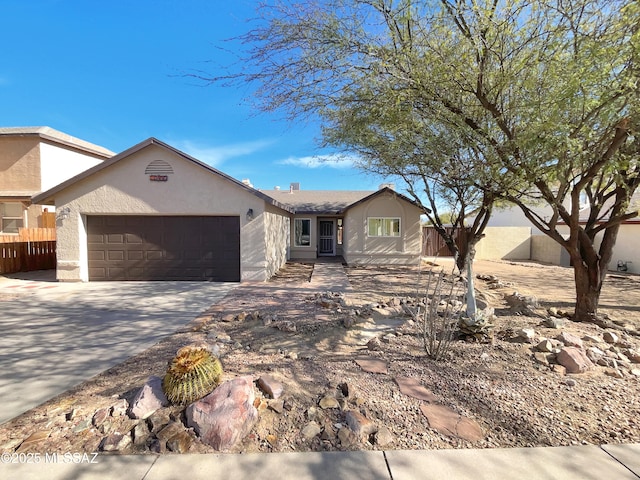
294,218,312,247
367,217,401,238
0,202,25,234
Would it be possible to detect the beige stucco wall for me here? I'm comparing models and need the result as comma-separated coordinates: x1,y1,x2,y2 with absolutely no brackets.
531,234,565,265
40,142,104,191
261,205,291,278
0,136,41,192
475,226,531,260
51,144,281,282
556,223,639,274
606,223,639,274
343,192,422,265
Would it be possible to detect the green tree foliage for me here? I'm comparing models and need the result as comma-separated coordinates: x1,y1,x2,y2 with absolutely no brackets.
212,0,639,321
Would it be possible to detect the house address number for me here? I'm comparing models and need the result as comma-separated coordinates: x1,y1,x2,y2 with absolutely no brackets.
149,175,168,182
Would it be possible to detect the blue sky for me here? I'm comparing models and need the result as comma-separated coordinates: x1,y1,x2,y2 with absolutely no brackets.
0,0,389,191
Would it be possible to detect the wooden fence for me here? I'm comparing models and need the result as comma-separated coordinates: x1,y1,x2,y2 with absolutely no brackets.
422,226,469,256
0,240,56,274
0,227,56,243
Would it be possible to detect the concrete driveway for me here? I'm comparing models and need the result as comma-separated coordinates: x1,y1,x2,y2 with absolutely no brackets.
0,271,237,424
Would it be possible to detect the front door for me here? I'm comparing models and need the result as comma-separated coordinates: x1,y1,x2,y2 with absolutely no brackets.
318,220,335,256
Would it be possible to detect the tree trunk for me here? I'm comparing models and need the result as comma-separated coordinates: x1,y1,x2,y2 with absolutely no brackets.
572,258,603,322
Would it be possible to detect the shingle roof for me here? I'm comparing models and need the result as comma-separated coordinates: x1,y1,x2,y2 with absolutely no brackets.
260,190,376,214
260,187,427,214
0,126,115,158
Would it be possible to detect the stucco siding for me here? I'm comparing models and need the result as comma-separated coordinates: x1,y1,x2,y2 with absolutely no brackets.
262,205,290,279
607,224,639,274
40,142,104,191
0,137,41,191
343,192,422,265
53,144,272,281
475,227,531,260
531,234,564,265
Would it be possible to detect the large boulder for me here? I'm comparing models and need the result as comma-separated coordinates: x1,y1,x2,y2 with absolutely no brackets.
186,376,258,451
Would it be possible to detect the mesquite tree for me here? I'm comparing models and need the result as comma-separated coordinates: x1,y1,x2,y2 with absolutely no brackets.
208,0,639,321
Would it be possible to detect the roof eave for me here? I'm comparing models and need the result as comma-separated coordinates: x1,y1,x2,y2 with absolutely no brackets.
32,137,294,214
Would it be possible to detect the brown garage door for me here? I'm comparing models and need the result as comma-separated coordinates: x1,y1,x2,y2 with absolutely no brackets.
87,216,240,281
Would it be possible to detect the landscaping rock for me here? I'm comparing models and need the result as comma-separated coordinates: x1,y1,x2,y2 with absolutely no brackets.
344,410,376,439
543,317,565,329
99,433,131,452
355,357,388,374
92,408,110,428
586,346,606,363
557,332,583,348
166,431,193,453
536,339,553,353
319,396,340,410
374,426,394,446
517,328,536,343
420,404,483,442
16,430,51,453
147,411,171,433
395,376,438,402
128,376,169,420
556,347,594,374
505,292,538,314
604,331,620,344
257,375,284,399
338,425,358,447
186,376,258,451
301,422,321,441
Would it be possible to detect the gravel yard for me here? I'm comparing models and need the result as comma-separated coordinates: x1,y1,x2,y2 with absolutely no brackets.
1,259,638,455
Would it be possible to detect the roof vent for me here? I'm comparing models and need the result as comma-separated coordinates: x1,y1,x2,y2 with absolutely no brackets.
379,183,395,191
274,186,280,191
290,182,300,191
241,178,253,188
145,159,174,175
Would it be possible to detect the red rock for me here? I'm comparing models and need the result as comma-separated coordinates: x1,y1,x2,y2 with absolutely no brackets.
345,410,376,439
420,404,483,442
355,357,388,374
557,347,593,374
557,332,583,348
257,374,284,399
128,376,169,420
395,377,438,402
186,376,258,451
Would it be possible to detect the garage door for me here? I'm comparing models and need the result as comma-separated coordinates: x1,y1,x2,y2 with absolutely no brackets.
87,216,240,281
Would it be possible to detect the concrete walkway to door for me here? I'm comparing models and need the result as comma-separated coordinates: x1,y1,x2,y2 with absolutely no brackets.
309,262,351,292
0,271,237,424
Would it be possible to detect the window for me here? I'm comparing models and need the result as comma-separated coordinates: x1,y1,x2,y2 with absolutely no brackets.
368,217,400,237
1,202,24,234
294,218,311,246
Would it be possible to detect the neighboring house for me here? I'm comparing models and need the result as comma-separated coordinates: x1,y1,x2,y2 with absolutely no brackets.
0,127,113,235
33,137,424,282
473,192,640,274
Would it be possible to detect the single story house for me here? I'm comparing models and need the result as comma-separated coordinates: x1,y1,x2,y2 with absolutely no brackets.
33,138,424,282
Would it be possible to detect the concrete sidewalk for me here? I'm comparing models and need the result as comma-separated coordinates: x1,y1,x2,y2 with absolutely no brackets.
2,444,639,479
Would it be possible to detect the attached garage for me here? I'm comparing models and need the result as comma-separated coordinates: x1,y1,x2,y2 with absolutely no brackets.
32,138,292,283
87,215,240,281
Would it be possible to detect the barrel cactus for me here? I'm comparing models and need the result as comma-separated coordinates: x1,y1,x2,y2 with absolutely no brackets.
162,345,223,405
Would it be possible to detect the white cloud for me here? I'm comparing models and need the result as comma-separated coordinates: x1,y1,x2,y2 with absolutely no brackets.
174,139,274,167
277,153,357,169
